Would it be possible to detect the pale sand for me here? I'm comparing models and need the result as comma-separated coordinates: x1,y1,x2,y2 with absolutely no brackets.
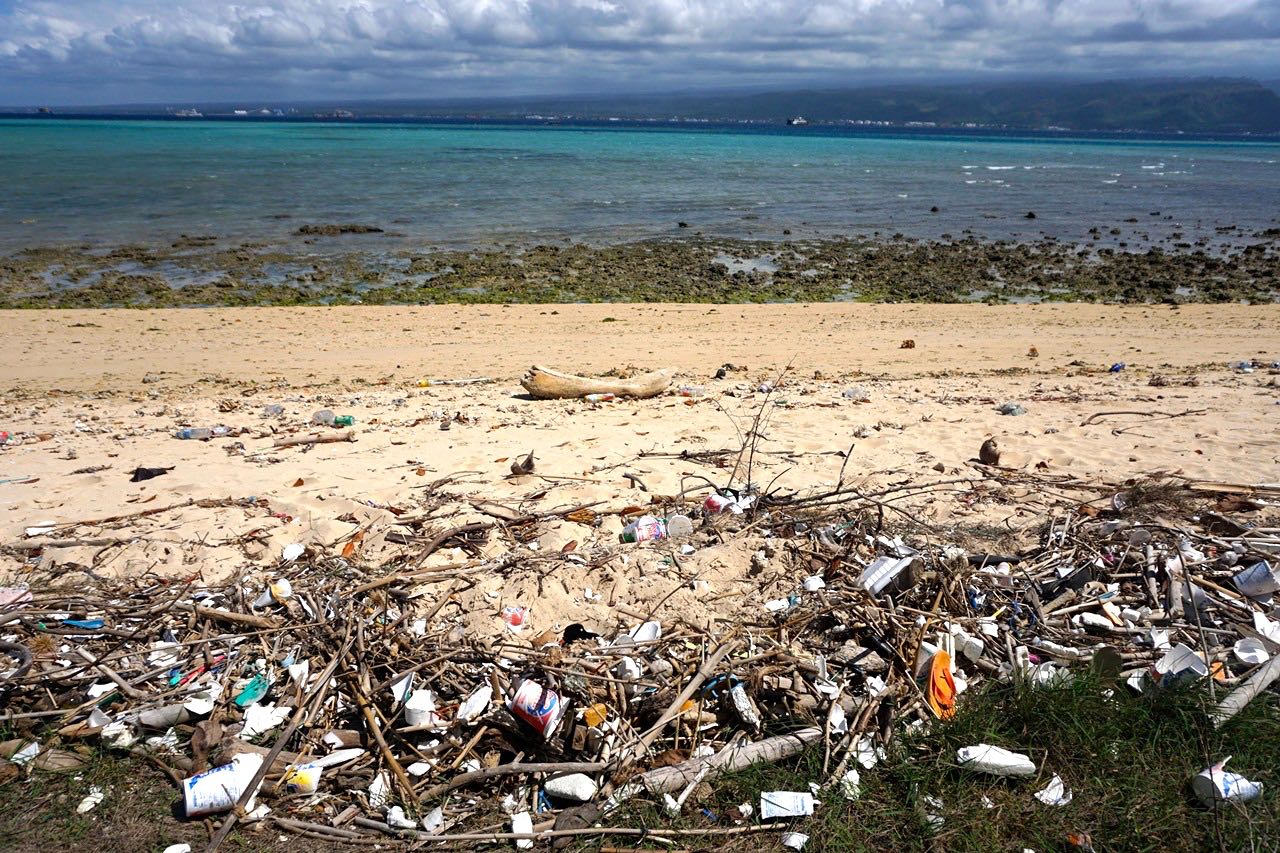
2,304,1278,640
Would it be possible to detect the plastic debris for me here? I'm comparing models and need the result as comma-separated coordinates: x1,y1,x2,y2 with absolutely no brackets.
957,744,1037,777
1034,774,1073,806
760,790,815,819
76,786,105,813
1191,757,1264,806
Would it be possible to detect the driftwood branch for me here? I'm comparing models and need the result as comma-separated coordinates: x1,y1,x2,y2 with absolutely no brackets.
1080,408,1206,427
273,429,356,448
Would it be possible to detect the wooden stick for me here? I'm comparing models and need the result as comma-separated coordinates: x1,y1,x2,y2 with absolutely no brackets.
419,761,608,801
73,648,144,700
205,635,350,853
273,429,356,448
346,670,417,804
177,603,281,630
614,638,738,771
1080,408,1206,426
351,817,786,843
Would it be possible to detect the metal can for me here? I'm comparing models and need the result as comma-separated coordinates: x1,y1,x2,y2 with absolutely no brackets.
508,678,566,739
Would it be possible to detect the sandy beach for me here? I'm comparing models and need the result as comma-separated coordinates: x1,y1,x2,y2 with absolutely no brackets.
3,303,1278,639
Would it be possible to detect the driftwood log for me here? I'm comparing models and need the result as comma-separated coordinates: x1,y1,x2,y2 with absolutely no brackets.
520,365,674,400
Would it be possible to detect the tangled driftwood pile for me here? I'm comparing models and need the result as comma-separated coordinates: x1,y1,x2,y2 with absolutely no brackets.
3,451,1279,849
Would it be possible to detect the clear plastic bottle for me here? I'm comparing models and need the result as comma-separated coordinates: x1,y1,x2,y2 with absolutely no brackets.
175,427,213,440
311,409,336,426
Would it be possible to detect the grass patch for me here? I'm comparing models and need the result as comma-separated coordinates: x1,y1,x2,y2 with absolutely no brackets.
3,675,1276,851
0,750,341,852
606,674,1280,852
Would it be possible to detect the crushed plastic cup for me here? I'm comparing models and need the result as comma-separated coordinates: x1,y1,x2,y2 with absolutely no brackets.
1152,643,1209,685
1234,638,1271,665
1191,757,1263,806
1233,560,1279,599
956,744,1036,777
404,689,443,728
802,575,826,592
782,832,810,850
502,606,528,633
760,790,814,819
456,684,493,722
252,578,292,608
386,805,416,829
183,752,264,816
1034,774,1073,806
281,762,322,794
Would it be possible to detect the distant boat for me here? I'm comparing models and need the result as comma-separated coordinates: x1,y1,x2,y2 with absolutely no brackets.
786,116,809,126
174,109,202,118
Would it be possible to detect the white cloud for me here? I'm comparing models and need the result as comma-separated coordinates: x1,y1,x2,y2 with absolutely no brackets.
1,0,1278,103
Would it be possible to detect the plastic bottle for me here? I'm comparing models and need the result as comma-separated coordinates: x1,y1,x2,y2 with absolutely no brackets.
620,515,667,543
262,404,284,417
677,386,705,397
175,428,213,440
584,393,616,404
333,415,355,427
311,409,335,426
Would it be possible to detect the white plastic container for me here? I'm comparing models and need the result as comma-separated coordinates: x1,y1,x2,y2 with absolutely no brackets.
404,689,441,727
956,744,1036,777
183,753,264,816
1234,561,1279,598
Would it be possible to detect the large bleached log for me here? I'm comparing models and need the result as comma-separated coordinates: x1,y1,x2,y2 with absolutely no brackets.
520,365,674,400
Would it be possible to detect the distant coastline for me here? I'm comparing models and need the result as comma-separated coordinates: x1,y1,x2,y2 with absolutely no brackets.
3,113,1280,142
7,77,1280,137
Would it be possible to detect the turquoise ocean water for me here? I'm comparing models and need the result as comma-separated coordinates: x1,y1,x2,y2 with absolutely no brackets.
2,118,1278,252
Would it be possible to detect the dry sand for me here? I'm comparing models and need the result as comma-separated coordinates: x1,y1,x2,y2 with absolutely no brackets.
3,304,1278,641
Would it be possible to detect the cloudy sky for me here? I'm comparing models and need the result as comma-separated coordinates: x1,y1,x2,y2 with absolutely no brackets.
2,0,1278,105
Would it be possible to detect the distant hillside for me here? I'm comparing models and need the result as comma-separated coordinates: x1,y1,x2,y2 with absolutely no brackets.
17,78,1280,134
501,78,1280,133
